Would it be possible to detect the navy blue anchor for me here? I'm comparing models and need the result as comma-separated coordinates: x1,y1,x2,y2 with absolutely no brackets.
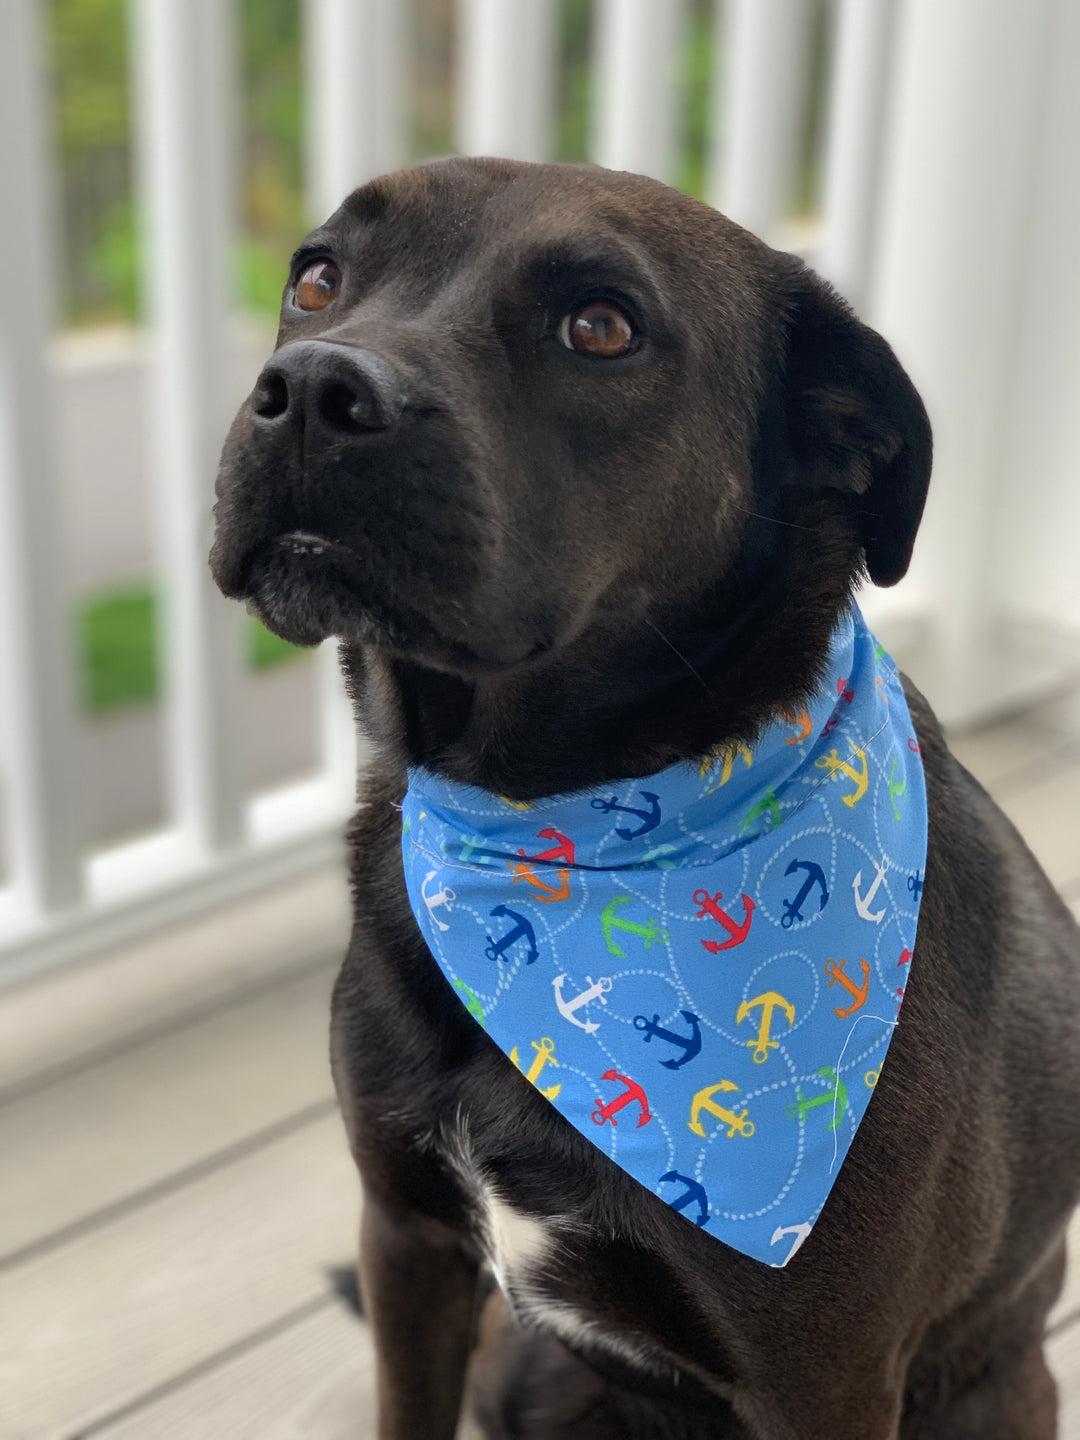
659,1171,709,1227
633,1011,702,1069
907,869,924,902
590,790,662,841
781,858,829,928
485,905,539,965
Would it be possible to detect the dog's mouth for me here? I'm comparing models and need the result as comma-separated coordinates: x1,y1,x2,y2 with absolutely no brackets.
228,524,553,672
276,529,359,563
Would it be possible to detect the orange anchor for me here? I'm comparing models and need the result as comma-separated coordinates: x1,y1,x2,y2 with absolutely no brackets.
824,957,871,1019
781,708,813,746
508,858,571,903
736,991,796,1064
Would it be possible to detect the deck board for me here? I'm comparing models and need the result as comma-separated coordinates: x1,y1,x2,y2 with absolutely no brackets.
0,1114,358,1440
0,867,349,1099
87,1303,375,1440
0,964,337,1262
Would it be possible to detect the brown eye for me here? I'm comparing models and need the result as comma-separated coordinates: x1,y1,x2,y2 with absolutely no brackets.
294,259,341,311
558,300,636,358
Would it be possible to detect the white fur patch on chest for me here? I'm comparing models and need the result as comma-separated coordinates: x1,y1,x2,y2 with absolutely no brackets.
481,1183,557,1287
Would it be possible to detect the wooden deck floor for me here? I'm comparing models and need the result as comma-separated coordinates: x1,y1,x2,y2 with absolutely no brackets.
2,696,1080,1439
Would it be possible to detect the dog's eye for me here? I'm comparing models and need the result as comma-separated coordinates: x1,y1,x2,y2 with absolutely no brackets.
294,259,341,312
558,301,635,358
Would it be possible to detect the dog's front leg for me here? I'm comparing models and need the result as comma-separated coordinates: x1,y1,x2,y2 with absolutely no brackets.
359,1189,480,1440
735,1372,903,1440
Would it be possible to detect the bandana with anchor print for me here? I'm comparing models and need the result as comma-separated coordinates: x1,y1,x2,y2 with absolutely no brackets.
401,605,926,1267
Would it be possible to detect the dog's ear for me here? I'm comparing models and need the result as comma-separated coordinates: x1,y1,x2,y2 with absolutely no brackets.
778,263,932,587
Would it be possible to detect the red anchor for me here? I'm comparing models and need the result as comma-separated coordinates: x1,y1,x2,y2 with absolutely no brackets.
907,737,922,761
821,678,855,738
518,827,575,867
694,890,755,951
896,986,905,1015
591,1069,652,1128
898,948,913,967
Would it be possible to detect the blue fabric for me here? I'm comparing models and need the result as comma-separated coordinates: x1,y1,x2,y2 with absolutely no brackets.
401,606,927,1266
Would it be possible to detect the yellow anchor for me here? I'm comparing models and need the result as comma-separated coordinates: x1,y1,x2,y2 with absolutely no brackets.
498,795,533,810
510,1036,561,1101
688,1080,755,1138
736,990,796,1064
814,745,869,808
508,858,571,903
699,740,753,791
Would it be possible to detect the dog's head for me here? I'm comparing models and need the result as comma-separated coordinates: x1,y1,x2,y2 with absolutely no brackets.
211,158,930,793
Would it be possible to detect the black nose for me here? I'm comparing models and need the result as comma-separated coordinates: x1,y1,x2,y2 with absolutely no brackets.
251,340,405,436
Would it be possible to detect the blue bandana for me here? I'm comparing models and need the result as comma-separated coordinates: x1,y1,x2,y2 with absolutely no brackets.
401,606,926,1266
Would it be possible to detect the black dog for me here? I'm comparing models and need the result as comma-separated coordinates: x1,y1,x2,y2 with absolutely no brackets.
211,158,1080,1439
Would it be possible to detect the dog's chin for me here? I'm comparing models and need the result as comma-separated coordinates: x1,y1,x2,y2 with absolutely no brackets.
240,535,552,675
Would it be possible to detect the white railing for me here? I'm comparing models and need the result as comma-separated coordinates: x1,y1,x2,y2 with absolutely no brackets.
2,0,1078,986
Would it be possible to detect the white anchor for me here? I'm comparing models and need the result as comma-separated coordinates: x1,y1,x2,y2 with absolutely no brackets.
421,870,456,931
770,1221,813,1266
852,859,888,924
552,974,613,1034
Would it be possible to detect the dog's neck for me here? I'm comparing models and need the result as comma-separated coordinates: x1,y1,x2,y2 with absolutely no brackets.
342,497,865,801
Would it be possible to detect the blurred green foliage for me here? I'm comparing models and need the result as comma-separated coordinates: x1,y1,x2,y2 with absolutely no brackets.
78,582,304,715
47,0,819,328
48,0,307,324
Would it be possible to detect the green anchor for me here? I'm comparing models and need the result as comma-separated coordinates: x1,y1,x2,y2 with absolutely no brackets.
739,787,782,836
601,896,668,958
453,980,486,1029
402,818,410,834
786,1067,848,1131
456,835,497,865
888,755,906,821
874,642,888,664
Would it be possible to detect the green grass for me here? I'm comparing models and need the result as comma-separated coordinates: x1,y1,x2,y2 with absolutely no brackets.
78,581,307,716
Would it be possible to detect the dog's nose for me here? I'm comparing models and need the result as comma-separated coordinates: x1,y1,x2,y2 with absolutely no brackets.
250,340,405,436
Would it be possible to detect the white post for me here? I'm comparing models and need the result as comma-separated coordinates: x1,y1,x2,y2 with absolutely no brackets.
302,0,408,799
708,0,817,240
303,0,406,223
0,0,84,914
457,0,557,161
985,0,1080,646
817,0,898,314
591,0,687,182
869,0,1057,724
131,0,249,853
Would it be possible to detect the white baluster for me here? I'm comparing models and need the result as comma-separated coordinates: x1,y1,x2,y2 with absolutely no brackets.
458,0,557,161
708,0,817,240
592,0,688,183
0,0,84,915
132,0,248,852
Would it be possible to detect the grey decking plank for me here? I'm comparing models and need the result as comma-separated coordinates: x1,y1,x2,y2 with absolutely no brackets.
1049,1312,1080,1438
0,1114,358,1440
84,1302,376,1440
992,759,1080,893
0,966,337,1263
0,867,350,1098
